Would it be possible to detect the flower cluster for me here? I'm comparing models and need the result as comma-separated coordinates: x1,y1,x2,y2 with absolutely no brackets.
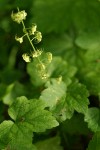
11,8,52,79
11,10,27,24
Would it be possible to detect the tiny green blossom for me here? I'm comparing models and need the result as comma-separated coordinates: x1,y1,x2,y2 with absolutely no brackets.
34,31,42,43
37,63,45,71
22,53,30,62
32,50,43,58
30,24,37,35
41,73,48,79
15,35,23,43
11,10,27,24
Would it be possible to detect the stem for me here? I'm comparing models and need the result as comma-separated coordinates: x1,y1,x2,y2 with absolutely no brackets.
21,21,43,65
21,21,36,52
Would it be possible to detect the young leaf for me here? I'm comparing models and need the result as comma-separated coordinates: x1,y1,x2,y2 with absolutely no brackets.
40,78,67,108
8,96,59,132
87,132,100,150
66,81,89,114
84,108,100,132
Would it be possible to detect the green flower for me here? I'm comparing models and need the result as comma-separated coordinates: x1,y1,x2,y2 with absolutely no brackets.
11,10,27,24
15,35,23,43
22,53,30,62
34,31,42,43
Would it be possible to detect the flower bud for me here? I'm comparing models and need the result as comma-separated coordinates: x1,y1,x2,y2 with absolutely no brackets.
41,73,48,79
32,50,42,58
22,53,30,62
11,10,27,24
30,24,37,35
34,31,42,43
15,35,23,43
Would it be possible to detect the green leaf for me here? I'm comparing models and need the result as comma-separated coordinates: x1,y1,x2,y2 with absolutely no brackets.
40,78,67,108
87,132,100,150
32,0,100,34
35,136,63,150
48,57,77,85
0,121,14,149
8,123,35,150
78,47,100,95
51,96,74,122
80,72,100,95
32,0,70,33
75,32,100,50
8,96,59,132
84,108,100,132
66,81,89,114
3,82,26,105
42,34,73,55
27,56,76,87
9,142,37,150
0,120,36,150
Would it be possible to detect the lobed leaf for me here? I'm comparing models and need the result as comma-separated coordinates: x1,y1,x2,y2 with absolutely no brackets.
66,81,89,114
0,121,14,149
84,108,100,132
87,132,100,150
8,96,59,132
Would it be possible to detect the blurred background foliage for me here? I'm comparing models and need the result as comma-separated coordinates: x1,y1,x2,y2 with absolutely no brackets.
0,0,100,97
0,0,100,149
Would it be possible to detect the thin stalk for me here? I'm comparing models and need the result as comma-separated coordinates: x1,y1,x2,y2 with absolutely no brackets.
21,21,43,65
21,21,36,52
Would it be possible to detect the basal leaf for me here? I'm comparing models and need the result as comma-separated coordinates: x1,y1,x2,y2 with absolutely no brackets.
66,81,89,114
8,96,59,132
87,132,100,150
0,121,14,149
51,96,74,122
84,108,100,132
0,120,35,150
